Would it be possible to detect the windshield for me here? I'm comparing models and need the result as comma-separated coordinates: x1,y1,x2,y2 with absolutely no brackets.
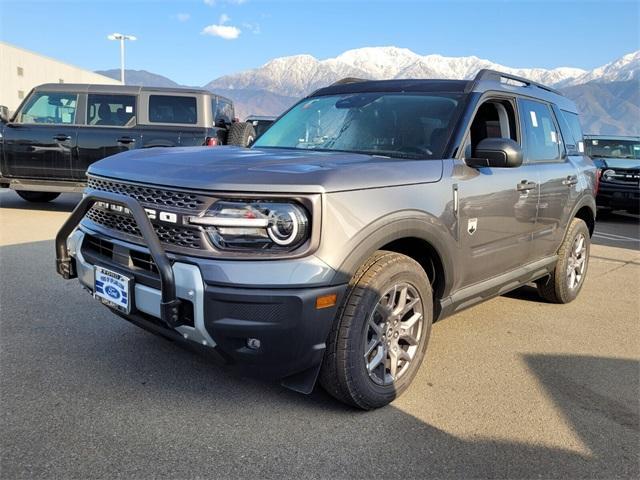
253,92,463,159
586,139,640,159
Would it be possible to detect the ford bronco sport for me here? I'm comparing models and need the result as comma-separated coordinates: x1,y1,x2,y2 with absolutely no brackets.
0,84,255,202
55,70,596,409
584,135,640,214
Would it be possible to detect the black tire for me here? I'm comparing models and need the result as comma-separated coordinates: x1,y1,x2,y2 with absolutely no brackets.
536,218,590,304
226,122,256,147
16,191,60,203
319,251,433,410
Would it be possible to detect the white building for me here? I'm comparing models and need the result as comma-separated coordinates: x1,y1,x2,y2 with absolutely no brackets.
0,41,121,114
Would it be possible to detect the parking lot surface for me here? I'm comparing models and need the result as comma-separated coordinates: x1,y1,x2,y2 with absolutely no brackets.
1,190,639,479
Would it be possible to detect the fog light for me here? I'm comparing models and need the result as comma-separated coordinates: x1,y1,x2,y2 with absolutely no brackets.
246,338,261,350
316,293,337,309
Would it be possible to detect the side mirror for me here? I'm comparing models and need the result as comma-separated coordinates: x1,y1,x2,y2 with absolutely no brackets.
465,138,523,168
0,105,9,123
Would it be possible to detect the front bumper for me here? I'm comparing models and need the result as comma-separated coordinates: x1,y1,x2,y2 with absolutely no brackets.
597,183,640,210
57,192,346,392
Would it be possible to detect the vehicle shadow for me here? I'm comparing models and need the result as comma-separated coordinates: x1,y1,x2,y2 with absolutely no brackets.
1,239,638,478
0,190,81,213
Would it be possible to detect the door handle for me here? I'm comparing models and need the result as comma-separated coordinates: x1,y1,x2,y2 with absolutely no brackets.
562,175,578,186
53,134,70,141
117,136,136,144
516,180,537,192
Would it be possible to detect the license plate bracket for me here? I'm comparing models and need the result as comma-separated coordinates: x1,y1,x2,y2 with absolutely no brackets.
94,265,133,314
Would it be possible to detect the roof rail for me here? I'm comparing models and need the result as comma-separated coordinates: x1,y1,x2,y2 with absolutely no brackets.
472,69,563,96
331,77,369,86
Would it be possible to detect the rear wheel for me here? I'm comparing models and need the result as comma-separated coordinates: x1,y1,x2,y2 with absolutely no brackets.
536,218,590,304
319,251,433,410
226,122,256,147
16,191,60,203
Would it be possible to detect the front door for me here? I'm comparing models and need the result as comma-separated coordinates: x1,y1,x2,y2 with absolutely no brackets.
1,91,79,180
456,97,539,287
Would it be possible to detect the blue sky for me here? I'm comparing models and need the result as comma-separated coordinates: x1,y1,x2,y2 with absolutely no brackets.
1,0,638,86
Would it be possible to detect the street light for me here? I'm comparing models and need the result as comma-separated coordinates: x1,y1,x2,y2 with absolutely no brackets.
107,33,136,84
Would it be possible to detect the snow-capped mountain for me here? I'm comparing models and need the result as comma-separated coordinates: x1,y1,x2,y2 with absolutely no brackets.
205,46,639,97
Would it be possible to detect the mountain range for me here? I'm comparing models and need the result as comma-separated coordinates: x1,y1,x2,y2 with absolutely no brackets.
98,47,640,135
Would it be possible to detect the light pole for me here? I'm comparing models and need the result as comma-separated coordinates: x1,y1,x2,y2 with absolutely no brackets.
107,33,136,84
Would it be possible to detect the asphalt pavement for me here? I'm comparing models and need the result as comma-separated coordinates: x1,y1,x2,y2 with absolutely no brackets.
1,190,638,479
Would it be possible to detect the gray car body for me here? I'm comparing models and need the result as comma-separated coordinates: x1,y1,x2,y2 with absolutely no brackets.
62,73,597,390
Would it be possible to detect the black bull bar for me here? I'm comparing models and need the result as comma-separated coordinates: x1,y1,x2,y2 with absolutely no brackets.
55,191,182,327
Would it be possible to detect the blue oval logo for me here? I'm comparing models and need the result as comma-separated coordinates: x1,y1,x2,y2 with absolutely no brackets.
105,285,120,299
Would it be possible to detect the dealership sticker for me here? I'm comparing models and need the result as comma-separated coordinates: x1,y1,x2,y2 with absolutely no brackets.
530,111,538,127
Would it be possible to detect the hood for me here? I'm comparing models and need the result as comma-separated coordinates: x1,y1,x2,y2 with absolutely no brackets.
592,157,640,170
88,146,443,193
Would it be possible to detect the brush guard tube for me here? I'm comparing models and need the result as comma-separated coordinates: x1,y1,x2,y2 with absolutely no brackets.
55,191,181,327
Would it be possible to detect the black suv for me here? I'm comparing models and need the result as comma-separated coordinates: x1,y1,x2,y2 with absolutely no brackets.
0,84,255,202
56,70,597,409
585,135,640,213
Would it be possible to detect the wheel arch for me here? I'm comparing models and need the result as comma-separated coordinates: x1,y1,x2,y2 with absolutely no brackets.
331,212,456,310
568,194,596,237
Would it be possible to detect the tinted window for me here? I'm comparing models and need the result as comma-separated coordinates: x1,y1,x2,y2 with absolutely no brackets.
149,95,197,124
87,94,136,126
19,91,78,124
254,92,462,160
561,110,583,148
215,98,234,125
520,98,560,162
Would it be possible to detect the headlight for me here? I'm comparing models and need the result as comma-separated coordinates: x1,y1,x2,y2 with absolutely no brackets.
188,200,310,252
601,169,615,181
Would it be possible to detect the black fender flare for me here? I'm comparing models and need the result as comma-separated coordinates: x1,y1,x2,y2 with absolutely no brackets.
568,193,597,235
329,210,456,297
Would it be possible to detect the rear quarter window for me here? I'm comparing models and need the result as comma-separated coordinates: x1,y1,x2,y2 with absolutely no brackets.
561,110,584,153
149,95,197,124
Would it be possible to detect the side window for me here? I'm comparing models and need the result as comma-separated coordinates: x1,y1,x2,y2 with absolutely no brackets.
149,95,197,124
215,98,234,125
87,94,136,127
561,110,584,153
519,98,561,162
19,91,78,125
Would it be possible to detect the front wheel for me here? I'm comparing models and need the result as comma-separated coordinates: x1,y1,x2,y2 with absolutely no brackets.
16,191,60,203
319,251,433,410
536,218,590,303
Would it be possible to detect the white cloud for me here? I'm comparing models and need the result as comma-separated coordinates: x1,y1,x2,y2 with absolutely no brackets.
219,13,231,24
241,22,260,34
203,0,215,6
202,23,241,40
204,0,246,6
176,13,190,22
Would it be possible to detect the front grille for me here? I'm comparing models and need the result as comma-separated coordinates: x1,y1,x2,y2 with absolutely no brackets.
87,177,207,210
604,168,640,186
83,233,158,275
85,207,204,250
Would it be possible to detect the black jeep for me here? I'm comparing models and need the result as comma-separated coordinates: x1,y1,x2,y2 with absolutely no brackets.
0,84,255,202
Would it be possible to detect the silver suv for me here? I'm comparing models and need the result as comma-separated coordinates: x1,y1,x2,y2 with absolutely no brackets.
56,70,597,409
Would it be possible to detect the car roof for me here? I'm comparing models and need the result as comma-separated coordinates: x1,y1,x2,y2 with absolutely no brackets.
309,69,579,113
246,115,277,121
32,83,231,102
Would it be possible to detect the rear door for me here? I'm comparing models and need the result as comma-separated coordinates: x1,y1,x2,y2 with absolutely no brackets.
518,98,574,260
1,90,79,180
74,93,141,180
